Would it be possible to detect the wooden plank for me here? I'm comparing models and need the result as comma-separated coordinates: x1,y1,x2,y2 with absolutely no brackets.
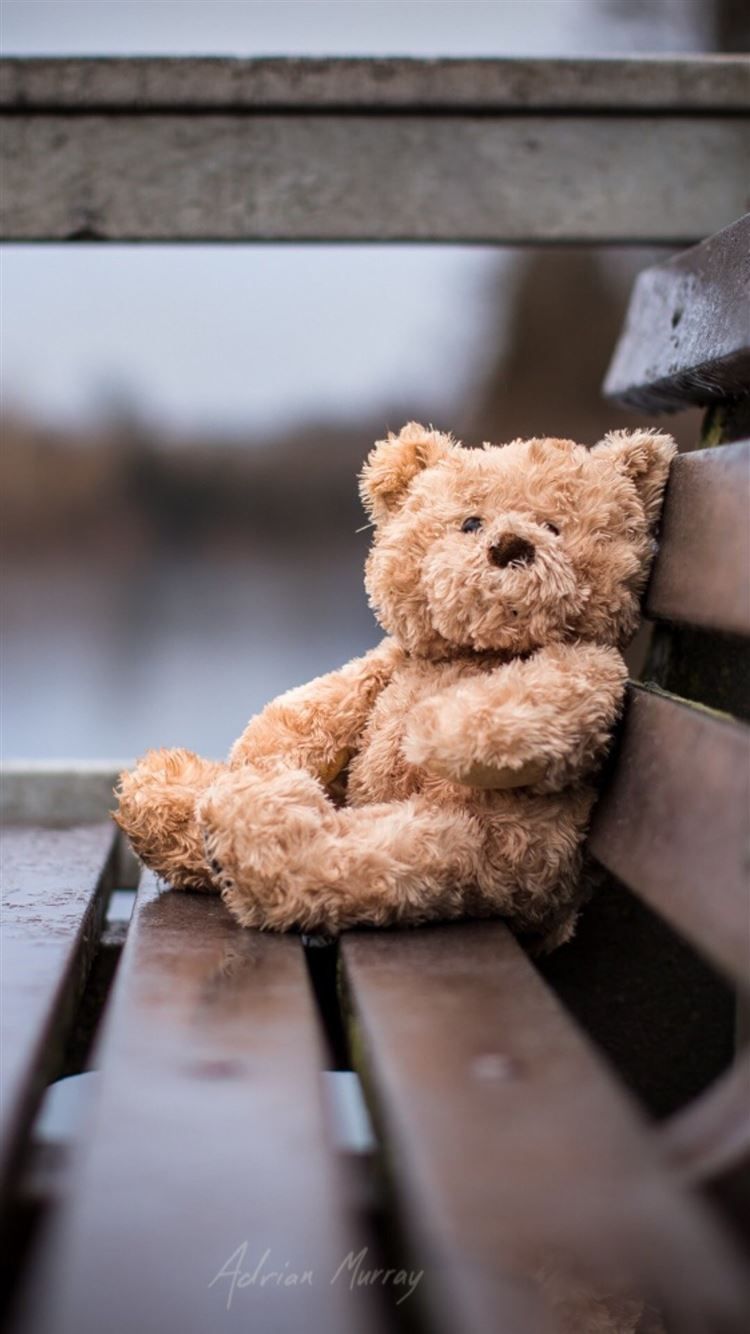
1,56,748,111
646,441,750,638
1,112,747,243
538,874,736,1120
604,215,750,409
661,1051,750,1245
0,825,116,1200
12,873,380,1334
662,1049,750,1189
588,686,750,984
341,923,749,1334
0,762,126,826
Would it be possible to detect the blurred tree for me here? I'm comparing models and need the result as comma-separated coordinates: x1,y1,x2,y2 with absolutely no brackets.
467,251,700,452
714,0,750,48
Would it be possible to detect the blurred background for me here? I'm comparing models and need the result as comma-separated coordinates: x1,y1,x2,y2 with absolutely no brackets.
1,0,747,761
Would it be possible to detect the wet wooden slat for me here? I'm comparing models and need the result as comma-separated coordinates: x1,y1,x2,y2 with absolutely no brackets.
646,442,750,638
1,113,747,244
2,56,749,111
0,824,116,1199
13,873,379,1334
604,215,750,410
588,686,750,984
341,922,748,1334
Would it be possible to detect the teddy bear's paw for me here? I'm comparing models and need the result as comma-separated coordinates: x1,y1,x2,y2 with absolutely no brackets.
197,765,335,892
114,748,225,892
198,767,341,932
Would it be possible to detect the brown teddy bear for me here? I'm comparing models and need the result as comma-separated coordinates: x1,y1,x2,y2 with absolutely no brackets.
115,423,675,947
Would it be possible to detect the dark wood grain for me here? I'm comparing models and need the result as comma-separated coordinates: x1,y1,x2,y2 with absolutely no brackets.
588,686,750,983
604,215,750,410
2,56,748,110
646,441,750,638
0,824,116,1200
341,922,748,1334
11,873,380,1334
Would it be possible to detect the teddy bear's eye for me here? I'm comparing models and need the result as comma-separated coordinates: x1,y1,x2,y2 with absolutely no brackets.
461,516,483,533
542,521,560,536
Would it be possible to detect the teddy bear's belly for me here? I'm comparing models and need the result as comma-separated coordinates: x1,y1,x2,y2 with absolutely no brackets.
347,714,420,804
346,661,489,806
343,666,435,804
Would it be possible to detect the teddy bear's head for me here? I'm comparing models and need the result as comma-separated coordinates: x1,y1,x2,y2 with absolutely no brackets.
360,423,676,658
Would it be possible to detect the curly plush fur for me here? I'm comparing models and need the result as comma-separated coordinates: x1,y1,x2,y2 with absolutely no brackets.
115,424,675,942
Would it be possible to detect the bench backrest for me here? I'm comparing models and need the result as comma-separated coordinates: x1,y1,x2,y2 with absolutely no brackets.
1,55,748,244
582,215,750,1245
593,214,749,992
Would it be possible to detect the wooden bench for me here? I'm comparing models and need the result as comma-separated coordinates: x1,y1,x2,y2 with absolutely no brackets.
1,57,749,1334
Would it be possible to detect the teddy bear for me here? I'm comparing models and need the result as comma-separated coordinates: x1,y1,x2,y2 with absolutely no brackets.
115,422,675,947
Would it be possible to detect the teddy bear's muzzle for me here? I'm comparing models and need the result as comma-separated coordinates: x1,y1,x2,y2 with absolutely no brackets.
488,534,536,569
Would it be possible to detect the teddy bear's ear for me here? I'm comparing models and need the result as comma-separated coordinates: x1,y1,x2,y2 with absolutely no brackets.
591,429,677,527
360,422,456,523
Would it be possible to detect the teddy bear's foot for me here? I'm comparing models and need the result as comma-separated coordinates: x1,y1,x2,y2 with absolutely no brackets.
115,748,226,891
198,771,481,932
198,765,335,907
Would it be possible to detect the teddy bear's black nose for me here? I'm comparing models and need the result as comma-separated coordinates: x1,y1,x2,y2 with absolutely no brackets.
489,535,536,569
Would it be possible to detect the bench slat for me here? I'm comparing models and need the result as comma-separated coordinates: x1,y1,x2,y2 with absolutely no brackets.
604,215,750,410
12,873,379,1334
646,442,750,638
1,113,747,244
2,56,748,111
0,824,115,1199
341,923,747,1334
662,1049,750,1192
661,1050,750,1247
0,763,126,827
588,686,750,984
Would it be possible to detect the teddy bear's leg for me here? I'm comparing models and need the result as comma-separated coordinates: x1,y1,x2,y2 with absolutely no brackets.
197,765,484,931
115,749,226,891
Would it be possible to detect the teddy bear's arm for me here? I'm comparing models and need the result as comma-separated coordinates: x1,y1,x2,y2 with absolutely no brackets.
404,643,627,791
229,637,402,783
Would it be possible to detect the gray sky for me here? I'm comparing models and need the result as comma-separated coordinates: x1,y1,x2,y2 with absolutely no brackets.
0,1,712,58
0,0,710,438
